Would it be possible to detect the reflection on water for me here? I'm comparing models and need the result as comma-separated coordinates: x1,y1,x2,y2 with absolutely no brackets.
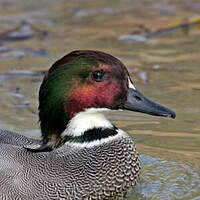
132,155,200,200
0,72,41,132
0,0,200,199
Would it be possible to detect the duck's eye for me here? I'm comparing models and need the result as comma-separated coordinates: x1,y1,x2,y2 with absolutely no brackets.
91,70,105,82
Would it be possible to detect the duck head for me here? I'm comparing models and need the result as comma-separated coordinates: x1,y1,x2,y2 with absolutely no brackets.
35,50,175,151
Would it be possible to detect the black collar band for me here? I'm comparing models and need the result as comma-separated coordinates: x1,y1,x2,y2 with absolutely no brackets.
64,126,118,143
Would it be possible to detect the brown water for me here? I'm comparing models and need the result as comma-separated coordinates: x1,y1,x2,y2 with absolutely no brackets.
0,0,200,199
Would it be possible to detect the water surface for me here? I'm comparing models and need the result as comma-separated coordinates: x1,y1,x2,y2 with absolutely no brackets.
0,0,200,199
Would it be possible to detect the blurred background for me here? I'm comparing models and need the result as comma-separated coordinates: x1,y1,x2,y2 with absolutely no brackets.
0,0,200,199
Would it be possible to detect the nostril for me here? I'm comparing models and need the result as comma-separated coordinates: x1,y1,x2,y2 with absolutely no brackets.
134,95,142,101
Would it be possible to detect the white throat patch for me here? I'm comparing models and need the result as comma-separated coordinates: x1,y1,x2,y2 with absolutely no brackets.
61,108,113,137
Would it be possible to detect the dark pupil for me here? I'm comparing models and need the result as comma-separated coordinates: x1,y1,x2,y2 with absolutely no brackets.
92,70,104,82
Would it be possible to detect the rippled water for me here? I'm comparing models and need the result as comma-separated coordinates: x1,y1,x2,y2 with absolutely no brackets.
139,155,200,200
0,0,200,199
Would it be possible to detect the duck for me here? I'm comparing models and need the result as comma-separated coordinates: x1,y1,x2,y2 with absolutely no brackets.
0,50,175,199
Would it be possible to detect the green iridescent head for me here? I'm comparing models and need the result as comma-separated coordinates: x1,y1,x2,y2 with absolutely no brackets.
39,50,129,143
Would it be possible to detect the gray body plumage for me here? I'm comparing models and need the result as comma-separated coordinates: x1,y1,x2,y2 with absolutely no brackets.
0,129,140,200
0,130,41,146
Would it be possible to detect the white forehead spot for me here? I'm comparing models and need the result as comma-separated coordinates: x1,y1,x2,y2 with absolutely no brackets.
128,78,136,90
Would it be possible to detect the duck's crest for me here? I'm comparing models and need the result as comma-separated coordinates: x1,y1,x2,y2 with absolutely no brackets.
45,50,127,79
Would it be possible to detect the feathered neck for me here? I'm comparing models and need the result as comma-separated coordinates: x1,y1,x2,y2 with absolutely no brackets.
61,108,122,147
